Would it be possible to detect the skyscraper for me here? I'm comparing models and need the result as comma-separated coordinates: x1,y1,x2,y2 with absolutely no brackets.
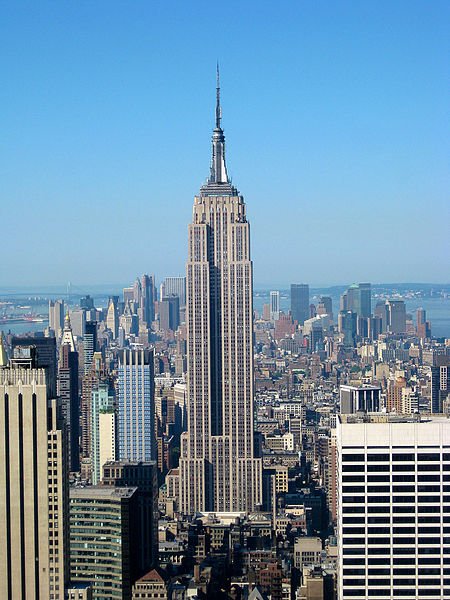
83,320,97,375
270,290,280,321
179,70,262,514
161,276,186,308
91,382,116,485
140,274,155,328
106,297,119,339
69,486,139,599
118,348,156,462
386,299,407,333
102,460,159,573
11,335,57,398
159,294,180,332
0,364,69,600
291,284,309,325
337,414,450,600
341,282,371,318
49,299,64,335
59,313,80,472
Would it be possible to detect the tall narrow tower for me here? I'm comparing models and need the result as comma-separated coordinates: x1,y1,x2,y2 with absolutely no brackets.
179,69,262,514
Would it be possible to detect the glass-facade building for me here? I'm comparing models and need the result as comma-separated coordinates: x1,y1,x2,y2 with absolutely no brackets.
118,349,155,463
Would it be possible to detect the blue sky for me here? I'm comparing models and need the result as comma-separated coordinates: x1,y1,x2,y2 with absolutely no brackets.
1,1,448,287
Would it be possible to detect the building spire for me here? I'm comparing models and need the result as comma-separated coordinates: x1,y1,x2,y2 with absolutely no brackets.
61,310,76,351
216,62,221,129
205,64,230,188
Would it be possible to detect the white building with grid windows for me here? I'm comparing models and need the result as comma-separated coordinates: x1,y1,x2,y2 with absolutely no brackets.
336,414,450,600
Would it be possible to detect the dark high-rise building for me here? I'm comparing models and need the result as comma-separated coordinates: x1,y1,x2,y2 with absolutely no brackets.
83,321,97,375
11,335,57,398
386,299,406,334
102,461,159,573
291,284,309,325
80,295,94,310
59,314,80,472
338,310,357,347
140,274,155,327
179,70,262,514
358,282,371,318
319,295,333,317
159,295,180,332
431,356,450,413
341,283,371,319
374,300,387,332
69,486,139,600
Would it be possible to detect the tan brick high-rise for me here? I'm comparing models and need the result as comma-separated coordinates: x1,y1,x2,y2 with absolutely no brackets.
179,70,262,514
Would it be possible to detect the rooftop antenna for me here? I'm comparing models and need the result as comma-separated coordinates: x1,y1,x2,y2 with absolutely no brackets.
215,62,221,129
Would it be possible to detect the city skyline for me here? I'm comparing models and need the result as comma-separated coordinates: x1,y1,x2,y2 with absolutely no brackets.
1,3,449,597
1,1,449,286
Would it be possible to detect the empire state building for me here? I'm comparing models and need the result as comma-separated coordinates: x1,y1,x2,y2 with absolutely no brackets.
179,71,262,514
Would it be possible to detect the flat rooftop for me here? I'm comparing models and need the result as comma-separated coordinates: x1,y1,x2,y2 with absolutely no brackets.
70,485,137,499
339,413,450,425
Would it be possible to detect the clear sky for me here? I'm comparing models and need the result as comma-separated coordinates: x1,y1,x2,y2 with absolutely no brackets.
1,1,448,288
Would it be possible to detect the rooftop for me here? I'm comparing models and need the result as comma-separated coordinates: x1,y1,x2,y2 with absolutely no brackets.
339,413,450,425
70,485,137,499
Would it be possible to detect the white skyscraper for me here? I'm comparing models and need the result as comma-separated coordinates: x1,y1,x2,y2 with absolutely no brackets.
179,70,262,514
337,414,450,600
270,290,280,321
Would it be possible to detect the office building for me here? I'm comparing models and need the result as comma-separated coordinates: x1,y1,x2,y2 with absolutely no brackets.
106,297,119,339
70,309,86,338
123,286,135,304
161,276,186,308
80,352,108,462
11,335,57,397
291,284,309,325
91,382,116,485
118,348,156,462
120,301,139,336
83,321,97,375
103,460,159,573
336,414,450,600
317,295,333,320
66,583,93,600
69,486,139,600
341,283,371,318
357,283,371,318
159,294,180,332
338,310,357,347
59,313,80,471
139,274,155,328
294,537,322,570
132,569,168,600
431,355,450,413
417,307,431,340
0,366,69,600
374,300,387,332
339,384,381,413
49,299,64,335
386,299,407,334
270,290,281,321
179,71,262,513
